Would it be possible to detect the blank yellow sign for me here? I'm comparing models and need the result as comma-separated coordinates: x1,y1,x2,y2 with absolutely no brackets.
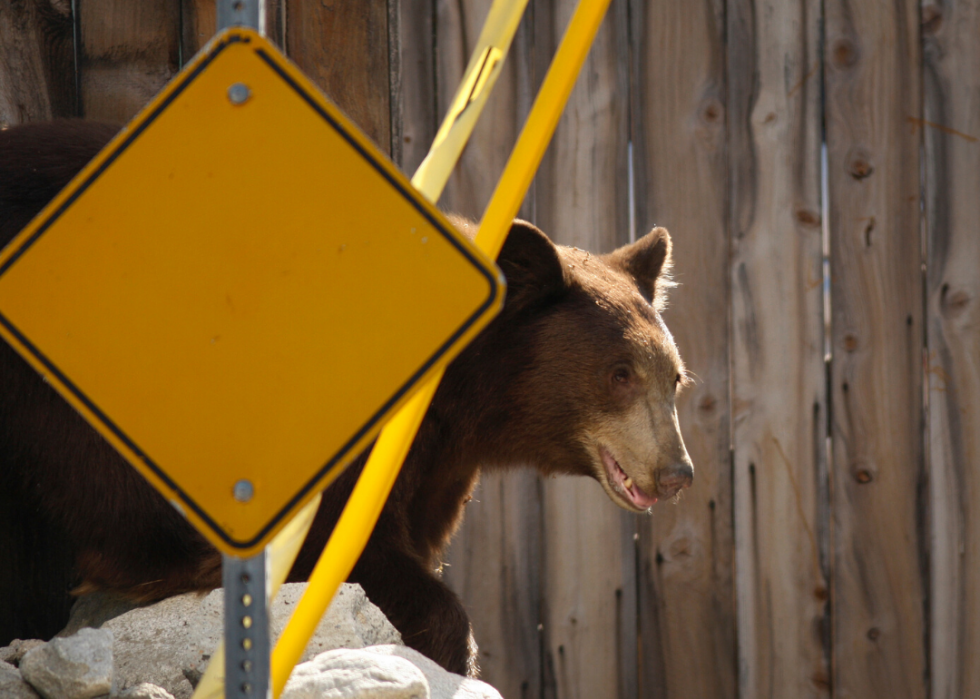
0,28,504,557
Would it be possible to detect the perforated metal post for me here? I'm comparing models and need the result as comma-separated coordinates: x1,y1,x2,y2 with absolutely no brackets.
223,552,270,698
217,0,264,32
217,2,268,694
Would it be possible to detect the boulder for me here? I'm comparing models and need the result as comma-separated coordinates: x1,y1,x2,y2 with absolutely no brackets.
371,647,503,699
117,682,176,699
282,647,429,699
0,639,46,667
19,627,113,699
102,583,400,698
59,590,141,639
0,660,41,699
283,646,503,699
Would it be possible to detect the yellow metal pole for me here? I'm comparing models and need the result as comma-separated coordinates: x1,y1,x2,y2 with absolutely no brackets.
271,377,440,697
476,0,614,258
270,1,612,695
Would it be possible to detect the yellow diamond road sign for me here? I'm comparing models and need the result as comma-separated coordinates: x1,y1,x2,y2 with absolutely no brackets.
0,28,504,557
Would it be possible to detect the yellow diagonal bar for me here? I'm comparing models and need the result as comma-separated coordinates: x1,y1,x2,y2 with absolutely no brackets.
476,0,613,258
270,0,612,695
411,0,531,201
270,377,441,697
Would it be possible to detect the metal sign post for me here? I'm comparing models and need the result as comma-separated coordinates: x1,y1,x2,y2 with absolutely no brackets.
218,0,263,33
218,4,267,697
219,1,267,694
223,552,270,698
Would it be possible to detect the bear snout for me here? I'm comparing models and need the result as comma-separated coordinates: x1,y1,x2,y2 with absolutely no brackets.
656,461,694,495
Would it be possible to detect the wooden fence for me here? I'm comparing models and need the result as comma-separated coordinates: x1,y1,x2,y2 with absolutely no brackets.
2,1,978,697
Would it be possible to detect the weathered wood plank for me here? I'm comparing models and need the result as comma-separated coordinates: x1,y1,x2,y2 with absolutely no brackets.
396,0,436,174
181,0,283,62
0,0,76,125
434,3,543,697
443,471,544,699
823,0,925,696
532,2,634,698
263,0,284,51
285,0,390,153
727,0,829,696
540,490,636,699
922,1,980,697
630,0,736,696
180,0,214,62
533,0,630,250
77,0,179,123
385,0,401,167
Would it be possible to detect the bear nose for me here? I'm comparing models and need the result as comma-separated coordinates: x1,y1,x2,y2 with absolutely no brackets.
656,461,694,493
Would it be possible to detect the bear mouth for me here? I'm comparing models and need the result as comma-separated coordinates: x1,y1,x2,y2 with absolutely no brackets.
599,445,659,511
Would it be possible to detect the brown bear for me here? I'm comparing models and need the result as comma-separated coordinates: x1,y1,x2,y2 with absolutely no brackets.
0,119,694,676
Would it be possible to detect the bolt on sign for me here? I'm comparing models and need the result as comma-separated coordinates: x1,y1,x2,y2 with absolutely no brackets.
0,28,505,557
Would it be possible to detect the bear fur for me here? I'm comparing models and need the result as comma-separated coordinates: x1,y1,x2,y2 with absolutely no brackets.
0,120,693,676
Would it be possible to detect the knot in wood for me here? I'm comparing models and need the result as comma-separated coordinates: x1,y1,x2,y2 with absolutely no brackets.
832,38,859,68
700,98,724,125
855,469,873,484
849,158,874,180
921,5,943,34
698,394,717,414
940,284,971,318
794,208,821,227
669,537,692,558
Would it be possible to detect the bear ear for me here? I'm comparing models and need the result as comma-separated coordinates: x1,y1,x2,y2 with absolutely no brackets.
606,226,673,307
496,220,566,311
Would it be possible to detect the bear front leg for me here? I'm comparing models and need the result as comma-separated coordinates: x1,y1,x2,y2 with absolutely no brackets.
350,544,476,677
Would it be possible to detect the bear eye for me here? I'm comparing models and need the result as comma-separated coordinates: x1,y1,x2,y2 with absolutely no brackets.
613,367,632,384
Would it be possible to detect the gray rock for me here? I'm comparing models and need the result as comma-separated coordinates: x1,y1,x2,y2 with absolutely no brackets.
102,594,207,699
367,647,503,699
60,590,142,638
19,628,114,699
282,647,429,699
0,660,41,699
116,682,176,699
102,583,400,699
280,582,402,658
0,639,46,667
284,646,503,699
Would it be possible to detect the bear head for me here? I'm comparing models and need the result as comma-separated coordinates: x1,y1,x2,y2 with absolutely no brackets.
451,218,695,511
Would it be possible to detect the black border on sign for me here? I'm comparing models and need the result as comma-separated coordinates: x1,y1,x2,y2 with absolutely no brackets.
0,31,501,551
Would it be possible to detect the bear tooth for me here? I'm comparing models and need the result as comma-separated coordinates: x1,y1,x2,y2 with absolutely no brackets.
624,476,633,490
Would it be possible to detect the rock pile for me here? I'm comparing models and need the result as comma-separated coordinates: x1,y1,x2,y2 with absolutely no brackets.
0,583,501,699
